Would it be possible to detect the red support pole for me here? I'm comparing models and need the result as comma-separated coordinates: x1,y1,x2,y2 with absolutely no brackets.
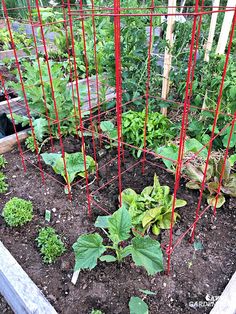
114,0,123,205
166,0,200,275
67,0,92,216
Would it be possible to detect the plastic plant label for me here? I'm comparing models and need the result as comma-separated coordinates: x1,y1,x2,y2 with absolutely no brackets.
45,210,51,222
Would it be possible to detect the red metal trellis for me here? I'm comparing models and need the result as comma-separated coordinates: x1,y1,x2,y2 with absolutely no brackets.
0,0,235,275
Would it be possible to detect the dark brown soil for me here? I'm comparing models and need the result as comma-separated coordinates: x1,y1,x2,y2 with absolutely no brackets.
0,142,235,314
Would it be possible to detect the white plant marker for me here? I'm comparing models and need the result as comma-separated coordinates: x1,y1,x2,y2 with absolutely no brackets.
204,0,220,62
216,0,236,55
161,0,176,116
71,269,80,285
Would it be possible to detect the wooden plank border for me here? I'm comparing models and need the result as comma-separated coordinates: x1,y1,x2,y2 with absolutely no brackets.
0,241,58,314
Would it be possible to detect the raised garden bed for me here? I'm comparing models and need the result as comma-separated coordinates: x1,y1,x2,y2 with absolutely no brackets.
0,141,235,314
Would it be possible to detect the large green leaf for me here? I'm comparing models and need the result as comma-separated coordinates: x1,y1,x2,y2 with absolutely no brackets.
94,215,110,229
129,297,149,314
207,195,225,208
131,236,163,275
142,207,162,229
41,152,96,185
159,212,180,229
121,188,138,206
108,206,132,243
221,173,236,197
174,199,187,208
73,233,106,270
33,118,49,142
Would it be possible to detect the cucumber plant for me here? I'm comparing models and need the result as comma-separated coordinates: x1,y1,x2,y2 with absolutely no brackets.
73,206,163,276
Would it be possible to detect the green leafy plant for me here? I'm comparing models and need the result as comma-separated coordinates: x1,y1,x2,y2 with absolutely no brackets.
90,310,104,314
2,197,33,227
0,172,8,194
157,138,208,171
73,206,163,275
122,110,174,157
25,136,37,152
129,296,149,314
36,227,66,264
41,152,97,193
121,174,187,235
100,120,118,148
0,154,7,169
184,157,236,208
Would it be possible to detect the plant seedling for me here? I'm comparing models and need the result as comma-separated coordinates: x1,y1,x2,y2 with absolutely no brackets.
73,206,163,276
0,155,7,169
41,152,97,193
121,174,187,235
100,120,118,149
2,197,33,227
36,227,66,264
185,157,236,208
0,172,8,194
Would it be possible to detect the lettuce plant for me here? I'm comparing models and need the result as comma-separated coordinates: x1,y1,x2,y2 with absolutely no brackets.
122,110,174,158
185,157,236,208
36,227,66,264
73,206,163,276
2,197,33,227
41,152,96,193
121,174,187,235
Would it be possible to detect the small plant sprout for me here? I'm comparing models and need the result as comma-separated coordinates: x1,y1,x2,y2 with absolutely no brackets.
36,227,66,264
0,172,8,194
129,296,149,314
2,197,33,227
0,155,7,169
73,206,163,275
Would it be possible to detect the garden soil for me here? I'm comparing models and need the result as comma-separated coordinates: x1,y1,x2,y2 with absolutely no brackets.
0,140,235,314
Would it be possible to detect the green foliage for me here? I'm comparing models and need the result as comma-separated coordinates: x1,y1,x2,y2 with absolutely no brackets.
0,155,7,169
0,172,8,194
0,27,33,51
121,174,186,235
2,197,33,227
129,296,149,314
185,157,236,208
90,310,104,314
122,110,174,157
73,206,163,276
157,138,208,170
100,120,118,148
41,152,96,193
25,136,36,152
36,227,66,264
9,59,86,142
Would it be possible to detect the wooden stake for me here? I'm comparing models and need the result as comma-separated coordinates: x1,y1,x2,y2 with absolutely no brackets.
216,0,236,55
161,0,176,116
204,0,220,62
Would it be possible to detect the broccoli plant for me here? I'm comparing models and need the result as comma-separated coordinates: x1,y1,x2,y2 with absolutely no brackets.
41,152,97,193
2,197,33,227
73,206,163,276
121,174,187,235
36,227,66,264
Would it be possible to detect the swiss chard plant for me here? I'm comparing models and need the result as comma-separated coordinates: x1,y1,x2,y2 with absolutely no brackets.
73,206,164,276
41,152,96,193
121,174,187,235
184,157,236,208
122,110,174,158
